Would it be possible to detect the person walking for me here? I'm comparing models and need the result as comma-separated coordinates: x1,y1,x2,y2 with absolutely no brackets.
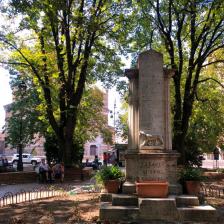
39,159,49,182
93,155,99,170
103,152,108,166
110,152,117,165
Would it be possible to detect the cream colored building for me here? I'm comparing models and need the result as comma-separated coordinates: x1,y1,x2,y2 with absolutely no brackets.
83,90,114,162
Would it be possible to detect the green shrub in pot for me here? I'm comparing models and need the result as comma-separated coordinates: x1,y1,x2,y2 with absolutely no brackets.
179,167,205,182
179,167,206,195
95,165,124,193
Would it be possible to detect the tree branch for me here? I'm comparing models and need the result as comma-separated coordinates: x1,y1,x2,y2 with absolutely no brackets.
0,61,30,67
202,59,224,67
0,36,44,85
197,77,224,88
39,31,60,134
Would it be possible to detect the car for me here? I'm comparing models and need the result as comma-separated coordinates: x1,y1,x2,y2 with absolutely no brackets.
83,160,102,170
10,153,42,166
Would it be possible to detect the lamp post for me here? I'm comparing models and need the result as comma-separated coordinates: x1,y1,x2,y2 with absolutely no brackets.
17,81,26,171
110,99,119,144
114,100,116,142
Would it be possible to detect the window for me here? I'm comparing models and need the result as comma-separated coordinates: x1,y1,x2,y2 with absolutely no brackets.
90,145,97,156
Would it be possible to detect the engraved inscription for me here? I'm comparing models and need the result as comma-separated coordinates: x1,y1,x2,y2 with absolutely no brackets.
138,160,176,180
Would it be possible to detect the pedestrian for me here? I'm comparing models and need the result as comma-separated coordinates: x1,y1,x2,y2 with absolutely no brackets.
85,158,89,167
213,146,220,160
213,146,221,169
39,159,49,182
103,152,108,166
3,157,8,167
110,152,116,165
52,162,65,182
93,155,99,170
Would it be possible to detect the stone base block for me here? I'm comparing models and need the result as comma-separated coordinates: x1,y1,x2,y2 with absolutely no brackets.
100,193,112,202
169,184,182,195
178,205,217,222
100,202,139,222
125,152,180,191
139,198,179,222
112,194,138,206
99,195,217,223
175,195,199,207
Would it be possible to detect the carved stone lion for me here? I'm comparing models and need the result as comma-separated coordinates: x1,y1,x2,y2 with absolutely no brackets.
139,131,164,149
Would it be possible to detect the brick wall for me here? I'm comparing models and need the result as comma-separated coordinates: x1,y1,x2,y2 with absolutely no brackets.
0,168,92,185
0,171,37,185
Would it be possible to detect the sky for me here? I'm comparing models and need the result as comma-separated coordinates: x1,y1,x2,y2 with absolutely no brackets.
0,67,12,130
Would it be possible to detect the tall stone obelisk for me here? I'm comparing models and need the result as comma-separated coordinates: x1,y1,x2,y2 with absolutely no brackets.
124,50,181,194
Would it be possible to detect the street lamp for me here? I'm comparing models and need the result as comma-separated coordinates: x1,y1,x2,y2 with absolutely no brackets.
17,81,26,171
113,99,116,143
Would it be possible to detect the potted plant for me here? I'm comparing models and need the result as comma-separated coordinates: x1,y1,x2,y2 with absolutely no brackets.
95,165,124,193
136,180,169,198
179,167,205,195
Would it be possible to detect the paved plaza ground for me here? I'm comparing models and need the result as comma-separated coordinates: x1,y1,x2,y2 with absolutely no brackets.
0,192,100,224
202,160,224,169
0,180,100,223
0,180,93,197
1,165,224,223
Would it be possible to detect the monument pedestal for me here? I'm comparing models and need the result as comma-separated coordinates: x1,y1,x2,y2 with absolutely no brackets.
100,194,218,223
99,50,217,223
123,151,182,195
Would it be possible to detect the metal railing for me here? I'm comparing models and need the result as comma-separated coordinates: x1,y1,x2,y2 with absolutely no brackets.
0,186,66,207
201,182,224,198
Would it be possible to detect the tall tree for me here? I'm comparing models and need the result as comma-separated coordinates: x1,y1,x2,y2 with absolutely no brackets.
0,0,128,166
5,76,44,154
134,0,224,164
44,87,112,164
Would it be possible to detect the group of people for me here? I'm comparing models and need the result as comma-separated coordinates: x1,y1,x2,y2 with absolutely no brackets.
0,156,8,167
84,152,118,170
38,159,64,183
0,156,9,172
103,152,117,166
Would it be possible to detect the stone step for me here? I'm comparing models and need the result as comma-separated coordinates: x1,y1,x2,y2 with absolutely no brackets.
100,202,139,222
138,198,179,222
112,194,138,206
175,195,199,207
100,192,112,202
169,184,183,195
178,205,217,222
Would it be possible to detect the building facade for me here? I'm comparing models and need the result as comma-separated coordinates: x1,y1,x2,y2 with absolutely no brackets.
83,90,114,162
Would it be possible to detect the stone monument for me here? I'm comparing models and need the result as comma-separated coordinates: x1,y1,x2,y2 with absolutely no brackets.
124,50,180,194
100,50,217,223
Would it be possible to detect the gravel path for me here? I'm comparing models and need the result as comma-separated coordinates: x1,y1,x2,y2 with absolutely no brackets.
0,179,95,197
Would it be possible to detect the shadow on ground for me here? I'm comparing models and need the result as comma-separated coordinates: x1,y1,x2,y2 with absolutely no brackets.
0,193,99,224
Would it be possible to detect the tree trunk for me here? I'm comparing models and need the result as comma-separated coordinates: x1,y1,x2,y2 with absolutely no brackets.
58,136,73,167
173,93,194,165
64,137,73,167
173,129,186,165
62,111,78,167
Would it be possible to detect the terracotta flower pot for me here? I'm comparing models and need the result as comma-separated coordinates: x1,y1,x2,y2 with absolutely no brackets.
104,179,120,193
136,180,168,198
185,181,201,195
